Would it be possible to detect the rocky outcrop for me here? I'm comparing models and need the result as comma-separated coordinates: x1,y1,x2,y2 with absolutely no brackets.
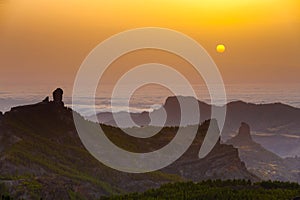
42,96,49,103
227,122,254,146
237,122,251,140
52,88,64,106
226,123,300,183
10,88,65,115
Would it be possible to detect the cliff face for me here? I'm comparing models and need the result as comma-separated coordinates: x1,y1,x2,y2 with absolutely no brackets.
161,120,257,182
0,89,257,199
164,140,255,181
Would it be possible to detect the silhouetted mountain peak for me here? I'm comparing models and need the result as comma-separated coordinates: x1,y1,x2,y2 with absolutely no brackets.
10,88,65,111
164,96,209,107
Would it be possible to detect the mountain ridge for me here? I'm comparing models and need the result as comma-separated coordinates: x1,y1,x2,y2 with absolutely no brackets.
0,89,257,199
92,96,300,157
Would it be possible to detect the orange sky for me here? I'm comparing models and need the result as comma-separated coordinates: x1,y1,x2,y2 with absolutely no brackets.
0,0,299,86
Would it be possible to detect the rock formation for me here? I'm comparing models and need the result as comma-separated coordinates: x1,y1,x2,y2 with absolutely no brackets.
226,122,300,182
227,122,254,146
42,96,49,103
52,88,64,106
236,122,252,141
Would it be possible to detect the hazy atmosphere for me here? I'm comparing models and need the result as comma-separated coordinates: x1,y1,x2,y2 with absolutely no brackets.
0,0,299,87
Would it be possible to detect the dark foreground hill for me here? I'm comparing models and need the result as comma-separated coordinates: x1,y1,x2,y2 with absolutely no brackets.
102,180,300,200
93,96,300,157
0,89,256,199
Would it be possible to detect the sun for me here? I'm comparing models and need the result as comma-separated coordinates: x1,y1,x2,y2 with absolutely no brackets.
216,44,226,53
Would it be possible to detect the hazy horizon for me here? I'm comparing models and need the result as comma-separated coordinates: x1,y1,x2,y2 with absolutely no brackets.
1,83,300,116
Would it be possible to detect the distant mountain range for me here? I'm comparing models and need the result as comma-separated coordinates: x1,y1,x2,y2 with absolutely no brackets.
0,89,257,199
91,96,300,157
